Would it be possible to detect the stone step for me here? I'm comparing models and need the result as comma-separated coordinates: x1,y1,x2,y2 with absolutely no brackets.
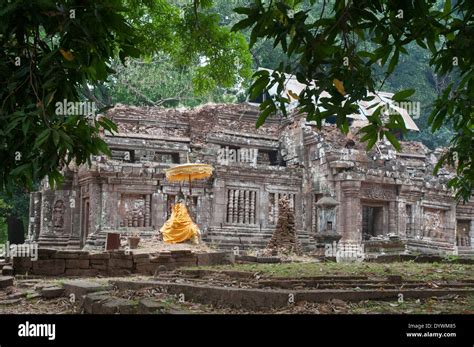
208,228,311,236
0,276,14,289
2,265,14,276
203,236,313,251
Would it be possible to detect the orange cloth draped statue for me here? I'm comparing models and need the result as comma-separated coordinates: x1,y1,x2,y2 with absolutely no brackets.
160,202,200,244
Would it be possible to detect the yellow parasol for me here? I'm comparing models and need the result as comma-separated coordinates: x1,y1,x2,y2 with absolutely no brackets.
165,163,213,196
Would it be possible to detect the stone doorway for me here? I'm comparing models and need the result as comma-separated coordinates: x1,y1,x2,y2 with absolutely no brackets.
456,220,471,247
362,205,385,239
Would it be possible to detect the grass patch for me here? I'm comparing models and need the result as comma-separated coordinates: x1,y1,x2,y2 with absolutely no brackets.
198,261,474,281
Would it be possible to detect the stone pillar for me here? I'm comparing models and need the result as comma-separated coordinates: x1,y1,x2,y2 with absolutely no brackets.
413,201,423,238
388,200,397,235
39,190,55,235
397,199,407,237
67,188,81,249
238,190,244,224
244,190,250,224
340,181,361,243
259,188,268,228
99,185,119,231
211,178,226,227
88,182,101,235
28,192,42,241
152,191,165,229
199,191,212,232
470,220,474,249
445,203,457,245
250,191,256,224
145,194,151,227
294,193,303,230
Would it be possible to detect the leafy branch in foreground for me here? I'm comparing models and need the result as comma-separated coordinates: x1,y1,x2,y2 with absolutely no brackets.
0,0,252,192
232,0,473,201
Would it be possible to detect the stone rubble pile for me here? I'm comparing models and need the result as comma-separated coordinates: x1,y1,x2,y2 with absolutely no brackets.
266,196,302,255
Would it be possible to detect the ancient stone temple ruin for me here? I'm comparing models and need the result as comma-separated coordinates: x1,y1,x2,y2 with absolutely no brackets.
27,103,474,256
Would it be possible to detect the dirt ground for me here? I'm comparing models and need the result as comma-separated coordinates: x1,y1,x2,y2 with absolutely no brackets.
1,261,473,314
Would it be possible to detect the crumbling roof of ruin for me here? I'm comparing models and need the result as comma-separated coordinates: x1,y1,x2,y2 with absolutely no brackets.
107,103,190,122
106,103,438,158
399,141,430,155
302,120,435,157
108,102,265,121
105,103,282,144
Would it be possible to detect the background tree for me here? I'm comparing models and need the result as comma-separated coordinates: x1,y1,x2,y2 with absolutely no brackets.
0,0,251,193
0,188,29,244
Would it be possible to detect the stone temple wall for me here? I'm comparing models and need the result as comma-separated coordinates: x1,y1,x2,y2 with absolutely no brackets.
27,103,474,256
12,248,232,277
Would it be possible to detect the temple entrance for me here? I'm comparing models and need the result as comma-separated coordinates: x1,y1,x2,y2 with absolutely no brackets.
362,205,385,239
456,220,471,247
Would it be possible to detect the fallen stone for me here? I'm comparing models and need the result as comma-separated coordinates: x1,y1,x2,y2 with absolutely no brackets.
63,280,111,300
7,292,24,300
82,291,112,313
12,257,32,273
0,298,21,305
138,298,166,314
101,298,139,314
256,257,281,264
40,287,65,298
2,265,14,276
0,276,14,288
25,292,41,300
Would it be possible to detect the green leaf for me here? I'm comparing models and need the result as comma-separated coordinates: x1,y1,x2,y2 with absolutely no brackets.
256,103,276,128
52,130,60,146
392,89,415,102
444,0,451,15
387,49,399,74
250,75,270,99
366,136,377,150
10,163,31,177
384,131,401,151
34,129,51,149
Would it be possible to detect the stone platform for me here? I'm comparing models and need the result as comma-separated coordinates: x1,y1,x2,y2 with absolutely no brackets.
10,248,234,277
